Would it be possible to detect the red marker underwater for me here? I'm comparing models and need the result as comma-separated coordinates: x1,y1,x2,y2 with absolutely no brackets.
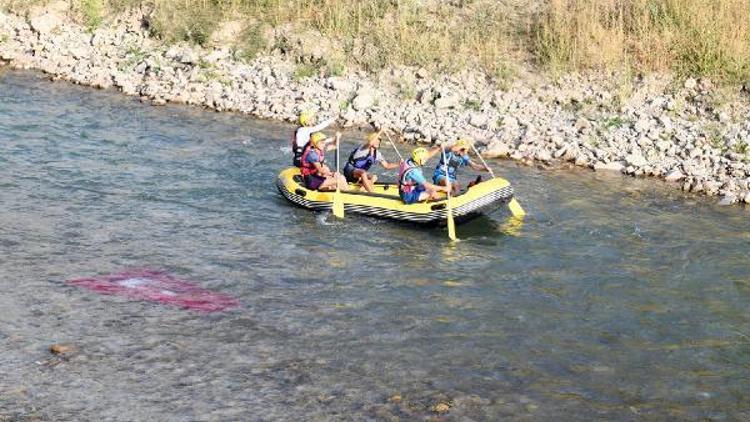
67,269,239,313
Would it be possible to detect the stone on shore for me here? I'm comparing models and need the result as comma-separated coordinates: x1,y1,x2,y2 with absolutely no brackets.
484,141,511,158
594,161,625,172
665,169,686,182
352,89,375,111
625,153,648,168
29,12,63,34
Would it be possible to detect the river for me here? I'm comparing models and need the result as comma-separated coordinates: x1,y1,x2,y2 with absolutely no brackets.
1,70,749,421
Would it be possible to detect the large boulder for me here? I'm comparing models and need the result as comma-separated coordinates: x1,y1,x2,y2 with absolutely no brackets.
352,88,375,111
29,12,64,34
594,161,625,172
483,140,511,158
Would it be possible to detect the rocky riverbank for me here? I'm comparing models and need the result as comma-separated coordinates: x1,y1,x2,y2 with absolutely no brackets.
1,5,749,205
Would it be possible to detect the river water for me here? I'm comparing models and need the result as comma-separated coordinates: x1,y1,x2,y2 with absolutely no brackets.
1,70,748,421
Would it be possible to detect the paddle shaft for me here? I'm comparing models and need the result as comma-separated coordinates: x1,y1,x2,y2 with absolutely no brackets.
470,143,495,179
383,131,404,161
441,146,457,241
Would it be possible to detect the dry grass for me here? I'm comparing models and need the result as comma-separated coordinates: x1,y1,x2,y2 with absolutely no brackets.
1,0,749,82
535,0,750,82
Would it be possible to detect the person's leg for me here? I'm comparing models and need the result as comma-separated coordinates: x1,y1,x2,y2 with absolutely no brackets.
352,169,373,192
304,175,323,190
426,190,442,201
317,175,338,191
360,171,375,193
336,173,349,191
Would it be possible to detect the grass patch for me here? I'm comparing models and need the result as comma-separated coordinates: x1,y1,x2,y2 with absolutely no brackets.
602,116,631,130
293,62,319,80
534,0,750,82
464,99,482,111
79,0,104,30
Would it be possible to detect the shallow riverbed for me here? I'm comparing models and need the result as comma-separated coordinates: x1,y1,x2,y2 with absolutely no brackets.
1,71,749,421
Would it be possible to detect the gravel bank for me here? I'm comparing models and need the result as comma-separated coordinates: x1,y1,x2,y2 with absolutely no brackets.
1,6,749,205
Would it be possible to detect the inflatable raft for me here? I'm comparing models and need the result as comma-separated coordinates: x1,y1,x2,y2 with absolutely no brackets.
276,167,520,225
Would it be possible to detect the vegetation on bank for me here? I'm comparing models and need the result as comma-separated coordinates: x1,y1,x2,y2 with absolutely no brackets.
2,0,749,84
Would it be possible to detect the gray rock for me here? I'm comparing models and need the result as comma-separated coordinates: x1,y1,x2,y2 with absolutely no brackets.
574,117,591,133
29,13,63,34
664,169,685,182
684,78,697,90
634,117,652,134
352,89,375,111
718,194,736,206
484,140,510,158
434,90,460,109
744,192,750,204
469,113,487,128
535,149,552,162
625,153,648,167
594,161,624,172
418,89,433,105
327,77,352,92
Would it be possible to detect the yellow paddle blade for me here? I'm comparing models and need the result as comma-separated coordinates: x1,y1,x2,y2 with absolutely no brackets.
445,194,457,241
508,198,526,218
332,191,345,219
447,209,457,241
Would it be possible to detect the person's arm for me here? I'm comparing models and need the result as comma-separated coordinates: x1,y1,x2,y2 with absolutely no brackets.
469,161,490,172
380,160,400,170
423,181,449,193
309,118,335,133
426,146,443,161
411,169,448,193
324,132,342,152
313,161,332,177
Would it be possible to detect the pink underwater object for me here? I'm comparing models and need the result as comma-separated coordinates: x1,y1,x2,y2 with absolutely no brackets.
67,269,239,312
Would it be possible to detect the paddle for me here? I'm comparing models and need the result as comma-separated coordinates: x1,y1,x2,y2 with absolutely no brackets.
470,142,526,218
332,133,345,218
383,131,404,161
441,146,457,241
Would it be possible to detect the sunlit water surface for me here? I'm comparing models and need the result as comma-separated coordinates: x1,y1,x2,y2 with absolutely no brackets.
1,71,749,421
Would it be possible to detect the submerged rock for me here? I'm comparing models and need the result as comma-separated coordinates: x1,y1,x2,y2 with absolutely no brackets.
49,343,77,356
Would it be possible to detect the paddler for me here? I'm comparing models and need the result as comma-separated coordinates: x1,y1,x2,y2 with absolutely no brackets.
300,131,349,192
342,130,400,193
398,147,449,204
292,110,335,167
432,138,490,194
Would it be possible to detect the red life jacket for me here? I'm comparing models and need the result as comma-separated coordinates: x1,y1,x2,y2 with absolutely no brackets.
300,144,325,177
398,159,419,195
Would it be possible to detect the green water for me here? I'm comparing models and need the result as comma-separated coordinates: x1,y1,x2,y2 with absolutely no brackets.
1,70,748,420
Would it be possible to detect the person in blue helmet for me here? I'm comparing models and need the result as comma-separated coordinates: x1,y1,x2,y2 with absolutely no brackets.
342,131,400,193
398,147,449,204
433,138,490,194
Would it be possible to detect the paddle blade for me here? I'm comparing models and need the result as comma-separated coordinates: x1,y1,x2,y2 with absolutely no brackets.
332,191,345,219
508,198,526,218
447,208,457,241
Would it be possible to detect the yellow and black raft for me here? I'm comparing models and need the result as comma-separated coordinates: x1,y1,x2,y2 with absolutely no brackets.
276,167,524,225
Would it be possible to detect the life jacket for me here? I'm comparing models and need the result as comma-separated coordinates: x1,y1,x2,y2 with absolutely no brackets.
300,143,324,177
291,127,307,167
434,151,463,180
346,145,378,171
398,159,420,195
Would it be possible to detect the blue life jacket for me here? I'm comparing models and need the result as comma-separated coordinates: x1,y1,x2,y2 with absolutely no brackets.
434,151,464,180
346,145,378,171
